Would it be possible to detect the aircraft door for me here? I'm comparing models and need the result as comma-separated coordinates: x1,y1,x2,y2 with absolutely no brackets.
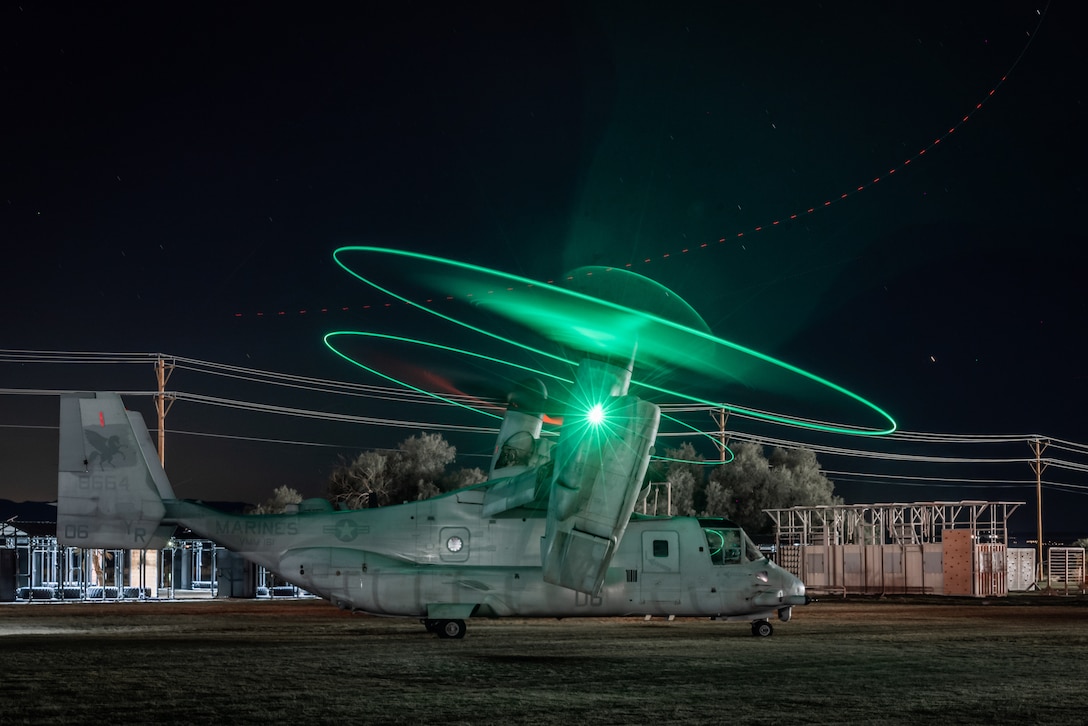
640,531,681,606
415,501,435,563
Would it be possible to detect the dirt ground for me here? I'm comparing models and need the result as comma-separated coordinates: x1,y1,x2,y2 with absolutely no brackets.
2,592,1084,633
1,595,1086,725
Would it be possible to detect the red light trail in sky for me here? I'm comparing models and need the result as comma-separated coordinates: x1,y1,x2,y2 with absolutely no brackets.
234,5,1049,320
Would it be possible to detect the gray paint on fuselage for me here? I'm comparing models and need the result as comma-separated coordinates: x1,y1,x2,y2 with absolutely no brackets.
163,484,791,620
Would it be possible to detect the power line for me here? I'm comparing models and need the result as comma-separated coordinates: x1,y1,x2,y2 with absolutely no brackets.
4,350,1088,497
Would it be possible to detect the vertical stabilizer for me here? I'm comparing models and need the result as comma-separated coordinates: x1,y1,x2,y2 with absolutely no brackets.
57,392,174,549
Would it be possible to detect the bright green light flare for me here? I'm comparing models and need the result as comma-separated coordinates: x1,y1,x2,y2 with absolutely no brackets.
586,403,606,426
323,330,730,461
331,246,897,436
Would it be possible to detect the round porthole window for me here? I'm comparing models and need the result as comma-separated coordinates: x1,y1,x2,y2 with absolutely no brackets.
446,535,464,553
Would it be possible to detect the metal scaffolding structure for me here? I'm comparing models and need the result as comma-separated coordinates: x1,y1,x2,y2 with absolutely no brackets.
1,520,310,602
765,501,1025,548
763,501,1026,597
1,520,218,601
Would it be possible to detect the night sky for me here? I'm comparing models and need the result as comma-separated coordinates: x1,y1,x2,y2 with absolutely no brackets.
2,2,1085,533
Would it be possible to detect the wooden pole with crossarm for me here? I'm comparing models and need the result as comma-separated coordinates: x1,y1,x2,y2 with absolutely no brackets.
154,355,176,467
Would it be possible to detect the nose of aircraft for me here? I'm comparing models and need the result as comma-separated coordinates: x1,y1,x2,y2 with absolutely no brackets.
782,569,809,606
752,563,811,609
772,568,810,623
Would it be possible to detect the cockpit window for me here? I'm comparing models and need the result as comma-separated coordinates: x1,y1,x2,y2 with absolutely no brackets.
496,431,535,468
703,527,762,565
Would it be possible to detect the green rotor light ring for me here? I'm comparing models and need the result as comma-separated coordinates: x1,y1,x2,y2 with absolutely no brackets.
649,436,735,466
706,529,725,558
332,246,897,436
324,330,559,421
323,330,733,462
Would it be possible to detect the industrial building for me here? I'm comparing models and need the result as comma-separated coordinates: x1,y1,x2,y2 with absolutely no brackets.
0,519,293,602
765,500,1084,596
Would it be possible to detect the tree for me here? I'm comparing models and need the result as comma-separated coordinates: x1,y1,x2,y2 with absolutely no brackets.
647,442,703,516
704,442,771,530
704,442,839,535
328,432,459,509
667,469,698,517
701,478,733,518
767,446,838,506
249,485,303,514
390,432,456,502
328,450,394,509
443,466,488,490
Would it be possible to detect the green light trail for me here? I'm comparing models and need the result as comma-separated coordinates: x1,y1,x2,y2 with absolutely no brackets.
331,246,896,436
324,329,732,461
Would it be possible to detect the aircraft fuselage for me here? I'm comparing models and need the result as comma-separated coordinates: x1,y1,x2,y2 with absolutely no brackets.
165,484,807,624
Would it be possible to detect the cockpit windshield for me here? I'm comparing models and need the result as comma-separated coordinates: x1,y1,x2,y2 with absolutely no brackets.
703,526,763,565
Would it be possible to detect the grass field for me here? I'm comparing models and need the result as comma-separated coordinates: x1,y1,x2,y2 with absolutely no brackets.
1,596,1086,725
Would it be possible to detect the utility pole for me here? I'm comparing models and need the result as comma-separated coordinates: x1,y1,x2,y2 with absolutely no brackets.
710,408,730,462
154,356,176,466
1029,438,1048,584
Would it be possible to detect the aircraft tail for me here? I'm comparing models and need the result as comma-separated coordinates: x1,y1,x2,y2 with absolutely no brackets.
57,392,176,549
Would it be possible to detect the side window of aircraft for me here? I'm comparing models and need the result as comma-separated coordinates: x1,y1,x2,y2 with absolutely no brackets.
652,539,669,558
722,529,742,564
704,528,743,565
743,532,765,563
705,529,724,565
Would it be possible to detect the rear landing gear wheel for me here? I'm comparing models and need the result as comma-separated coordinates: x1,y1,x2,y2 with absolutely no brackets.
437,619,466,639
751,620,773,637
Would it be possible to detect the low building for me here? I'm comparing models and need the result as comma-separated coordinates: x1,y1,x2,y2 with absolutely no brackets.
764,501,1026,596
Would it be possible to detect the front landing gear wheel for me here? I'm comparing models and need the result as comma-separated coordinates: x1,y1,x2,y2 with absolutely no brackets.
437,619,466,639
751,620,773,637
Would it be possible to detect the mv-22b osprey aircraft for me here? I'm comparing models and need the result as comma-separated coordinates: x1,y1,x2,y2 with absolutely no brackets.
58,253,841,638
57,369,809,639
